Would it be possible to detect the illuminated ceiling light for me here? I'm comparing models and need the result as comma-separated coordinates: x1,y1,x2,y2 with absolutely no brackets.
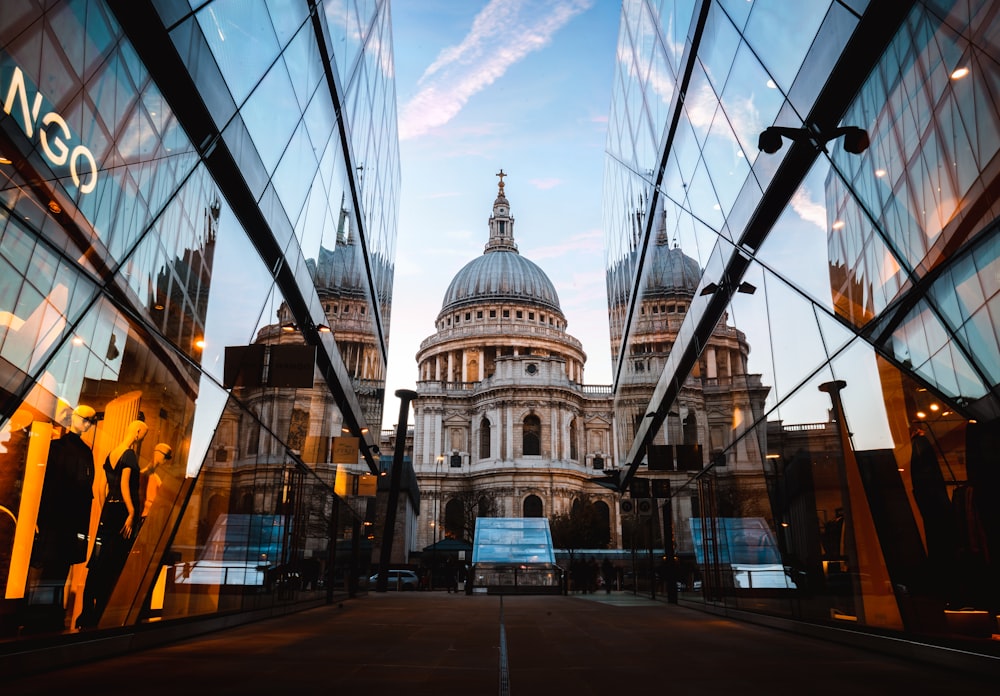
831,220,845,230
874,168,887,177
342,426,351,433
47,200,62,214
280,322,297,333
915,411,926,419
929,403,940,411
316,323,331,333
950,66,970,80
194,338,206,349
153,302,164,311
71,336,85,346
0,156,11,165
765,79,777,89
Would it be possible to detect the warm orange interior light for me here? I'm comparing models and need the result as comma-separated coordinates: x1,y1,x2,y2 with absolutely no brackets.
950,66,970,80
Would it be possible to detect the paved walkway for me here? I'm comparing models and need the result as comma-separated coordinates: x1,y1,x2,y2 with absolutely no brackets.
7,591,999,695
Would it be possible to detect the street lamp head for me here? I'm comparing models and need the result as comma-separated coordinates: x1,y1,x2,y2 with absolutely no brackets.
840,126,870,154
757,127,784,154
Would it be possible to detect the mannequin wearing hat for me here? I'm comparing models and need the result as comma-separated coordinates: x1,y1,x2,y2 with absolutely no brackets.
32,405,97,594
140,443,172,524
78,419,147,628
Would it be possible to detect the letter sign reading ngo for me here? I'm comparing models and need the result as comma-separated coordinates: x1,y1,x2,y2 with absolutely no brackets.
2,66,98,194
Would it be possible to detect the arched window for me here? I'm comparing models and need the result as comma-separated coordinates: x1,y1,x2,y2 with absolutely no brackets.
684,412,698,445
569,418,578,460
592,500,611,547
523,414,541,455
523,494,543,518
246,420,260,455
479,417,491,459
444,498,465,540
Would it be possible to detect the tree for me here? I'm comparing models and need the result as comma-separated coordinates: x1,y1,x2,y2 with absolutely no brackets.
550,501,611,570
446,485,500,540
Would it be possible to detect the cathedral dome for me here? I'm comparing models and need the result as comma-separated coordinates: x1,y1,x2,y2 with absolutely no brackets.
439,172,562,316
441,251,561,314
644,237,702,297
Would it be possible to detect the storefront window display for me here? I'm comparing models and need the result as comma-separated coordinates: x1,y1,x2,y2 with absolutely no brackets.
0,0,384,645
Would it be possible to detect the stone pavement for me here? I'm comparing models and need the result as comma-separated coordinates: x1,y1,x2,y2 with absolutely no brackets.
6,591,999,695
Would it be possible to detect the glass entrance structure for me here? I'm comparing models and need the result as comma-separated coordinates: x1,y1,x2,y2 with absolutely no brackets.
605,0,1000,659
470,518,562,594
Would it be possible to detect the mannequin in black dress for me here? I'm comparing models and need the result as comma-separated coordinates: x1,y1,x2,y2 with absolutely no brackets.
77,419,147,628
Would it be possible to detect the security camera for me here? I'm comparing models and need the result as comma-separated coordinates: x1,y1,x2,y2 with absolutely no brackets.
757,128,783,154
840,126,870,154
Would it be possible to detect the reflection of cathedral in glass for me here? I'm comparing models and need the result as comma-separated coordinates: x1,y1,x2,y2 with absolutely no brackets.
605,0,1000,657
610,201,771,556
308,194,387,430
1,0,396,655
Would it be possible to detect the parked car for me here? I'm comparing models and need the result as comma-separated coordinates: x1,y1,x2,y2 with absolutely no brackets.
368,569,419,590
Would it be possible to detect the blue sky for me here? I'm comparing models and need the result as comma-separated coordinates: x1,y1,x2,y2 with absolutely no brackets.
382,0,623,430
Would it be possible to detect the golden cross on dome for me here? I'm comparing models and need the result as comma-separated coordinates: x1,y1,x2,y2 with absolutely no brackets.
496,169,506,189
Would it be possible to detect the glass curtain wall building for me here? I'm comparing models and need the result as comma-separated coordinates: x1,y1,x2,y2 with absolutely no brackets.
0,0,397,648
605,0,1000,656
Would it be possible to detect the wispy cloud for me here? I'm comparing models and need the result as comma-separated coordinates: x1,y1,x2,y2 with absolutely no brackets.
398,0,594,140
529,177,562,190
526,228,604,260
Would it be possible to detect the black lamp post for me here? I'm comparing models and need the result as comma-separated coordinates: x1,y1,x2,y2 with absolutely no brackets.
374,389,417,593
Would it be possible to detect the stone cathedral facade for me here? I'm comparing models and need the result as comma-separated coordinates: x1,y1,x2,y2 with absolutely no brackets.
407,174,769,557
410,174,618,552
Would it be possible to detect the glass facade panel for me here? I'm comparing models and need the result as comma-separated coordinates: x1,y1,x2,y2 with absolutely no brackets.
606,0,1000,656
1,0,395,648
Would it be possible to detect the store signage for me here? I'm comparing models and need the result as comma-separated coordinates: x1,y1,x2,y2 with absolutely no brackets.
3,66,98,193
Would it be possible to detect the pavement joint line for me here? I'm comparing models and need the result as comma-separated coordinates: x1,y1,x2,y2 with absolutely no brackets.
498,595,510,696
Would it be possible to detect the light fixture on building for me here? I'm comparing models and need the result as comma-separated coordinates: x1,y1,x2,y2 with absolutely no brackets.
699,280,756,296
281,322,297,332
758,124,870,155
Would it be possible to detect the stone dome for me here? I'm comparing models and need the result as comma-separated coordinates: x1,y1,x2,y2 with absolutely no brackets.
644,237,702,297
441,250,561,314
439,173,562,316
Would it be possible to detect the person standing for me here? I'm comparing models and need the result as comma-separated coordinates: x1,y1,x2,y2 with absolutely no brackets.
602,558,615,594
